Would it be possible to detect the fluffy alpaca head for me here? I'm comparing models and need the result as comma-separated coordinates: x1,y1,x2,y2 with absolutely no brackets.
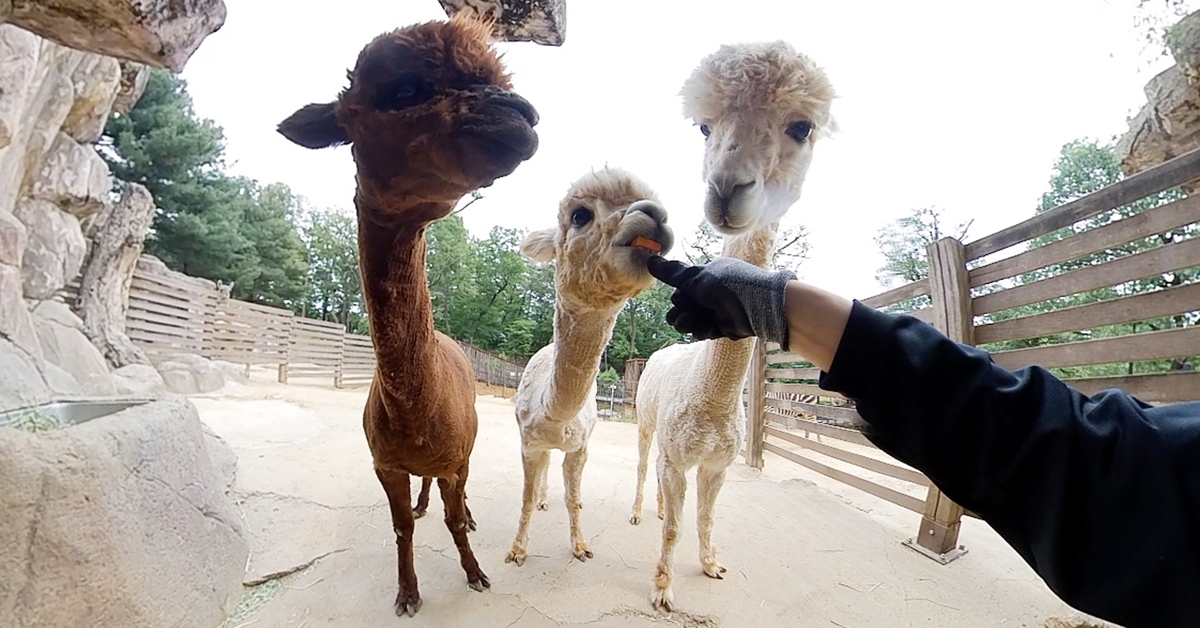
521,168,674,311
681,41,835,235
277,14,539,219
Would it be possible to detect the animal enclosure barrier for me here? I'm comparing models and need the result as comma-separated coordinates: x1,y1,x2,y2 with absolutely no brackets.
741,145,1200,565
57,258,526,391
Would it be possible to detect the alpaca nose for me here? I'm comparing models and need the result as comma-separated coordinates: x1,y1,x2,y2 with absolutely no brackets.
629,200,667,225
709,179,756,212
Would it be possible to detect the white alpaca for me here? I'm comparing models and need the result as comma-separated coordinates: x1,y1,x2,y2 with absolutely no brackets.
505,168,674,565
630,41,837,612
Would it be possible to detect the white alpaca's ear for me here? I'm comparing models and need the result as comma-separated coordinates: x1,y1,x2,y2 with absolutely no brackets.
520,228,557,263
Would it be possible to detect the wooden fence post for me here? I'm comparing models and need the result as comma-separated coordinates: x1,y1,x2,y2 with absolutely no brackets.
745,338,768,469
905,237,971,564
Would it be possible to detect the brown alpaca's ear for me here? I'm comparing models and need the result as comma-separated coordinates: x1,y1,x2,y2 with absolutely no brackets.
278,102,348,149
520,228,557,263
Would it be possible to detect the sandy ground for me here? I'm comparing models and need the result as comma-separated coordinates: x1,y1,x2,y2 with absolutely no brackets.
193,368,1091,628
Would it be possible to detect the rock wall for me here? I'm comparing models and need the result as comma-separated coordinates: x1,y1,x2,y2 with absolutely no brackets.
1117,10,1200,179
0,26,143,405
0,396,248,628
0,0,224,409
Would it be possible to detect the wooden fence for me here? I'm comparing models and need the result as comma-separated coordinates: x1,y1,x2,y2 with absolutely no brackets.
64,258,525,390
741,146,1200,564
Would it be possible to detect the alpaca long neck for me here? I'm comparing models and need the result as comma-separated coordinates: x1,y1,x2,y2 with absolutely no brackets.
545,298,622,422
354,197,444,407
689,223,778,408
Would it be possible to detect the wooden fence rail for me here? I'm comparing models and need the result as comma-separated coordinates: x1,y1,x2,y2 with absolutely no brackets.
740,144,1200,566
61,258,526,391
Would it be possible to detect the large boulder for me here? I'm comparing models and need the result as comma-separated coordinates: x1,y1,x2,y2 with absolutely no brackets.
14,197,85,299
0,209,25,266
111,363,166,396
27,131,112,218
0,263,41,360
0,0,227,72
31,300,116,396
60,53,121,143
0,396,246,628
1117,9,1200,184
157,353,226,394
0,336,51,411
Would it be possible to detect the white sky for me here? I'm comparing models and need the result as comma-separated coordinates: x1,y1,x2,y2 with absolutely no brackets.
180,0,1181,298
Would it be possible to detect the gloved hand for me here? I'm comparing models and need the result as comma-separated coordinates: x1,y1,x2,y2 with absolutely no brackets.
647,256,796,347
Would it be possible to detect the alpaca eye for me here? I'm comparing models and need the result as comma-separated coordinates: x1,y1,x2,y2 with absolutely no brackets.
699,124,711,138
377,74,436,111
570,207,593,227
786,120,813,142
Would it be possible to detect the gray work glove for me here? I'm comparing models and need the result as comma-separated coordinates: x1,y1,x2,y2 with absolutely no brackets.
647,256,796,347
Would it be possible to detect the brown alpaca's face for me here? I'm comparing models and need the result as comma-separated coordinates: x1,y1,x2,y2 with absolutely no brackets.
277,16,539,216
520,169,674,311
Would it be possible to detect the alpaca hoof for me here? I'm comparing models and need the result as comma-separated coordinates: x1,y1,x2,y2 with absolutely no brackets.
413,509,426,520
468,571,491,592
505,548,527,566
703,563,727,579
650,587,674,612
394,592,422,617
536,501,548,511
573,545,594,562
630,514,641,525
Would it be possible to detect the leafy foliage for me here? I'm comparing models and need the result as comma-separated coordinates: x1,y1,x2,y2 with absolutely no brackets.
974,139,1198,376
100,69,308,309
874,207,972,287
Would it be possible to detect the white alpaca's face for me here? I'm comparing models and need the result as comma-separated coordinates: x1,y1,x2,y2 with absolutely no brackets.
520,169,674,310
697,110,817,235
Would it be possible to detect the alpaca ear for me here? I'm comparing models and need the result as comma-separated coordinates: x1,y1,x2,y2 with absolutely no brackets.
278,102,349,149
520,228,557,263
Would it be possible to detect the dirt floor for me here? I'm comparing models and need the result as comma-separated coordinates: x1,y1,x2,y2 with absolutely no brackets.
193,368,1097,628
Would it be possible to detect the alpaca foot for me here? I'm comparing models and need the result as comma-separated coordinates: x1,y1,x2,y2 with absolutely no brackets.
536,500,548,511
572,541,594,562
394,590,422,617
467,569,491,592
702,562,727,579
504,545,527,566
650,585,675,612
630,512,641,525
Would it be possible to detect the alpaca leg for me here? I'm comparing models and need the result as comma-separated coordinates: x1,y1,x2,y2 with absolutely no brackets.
437,476,490,591
696,462,729,579
375,468,420,616
535,462,550,511
413,476,432,519
505,447,550,566
630,423,654,525
563,447,593,560
651,456,686,612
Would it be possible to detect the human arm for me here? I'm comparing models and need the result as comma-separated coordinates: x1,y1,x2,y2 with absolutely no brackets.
648,256,1200,627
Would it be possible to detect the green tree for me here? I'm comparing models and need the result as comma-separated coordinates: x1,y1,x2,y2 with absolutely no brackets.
682,220,723,265
426,215,478,338
874,207,972,287
978,139,1196,374
101,69,309,310
231,181,309,308
301,209,365,333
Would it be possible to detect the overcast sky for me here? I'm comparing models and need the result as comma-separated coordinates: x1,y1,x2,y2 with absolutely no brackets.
180,0,1183,298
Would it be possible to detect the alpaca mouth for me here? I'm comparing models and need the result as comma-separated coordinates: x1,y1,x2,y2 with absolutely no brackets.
624,236,663,253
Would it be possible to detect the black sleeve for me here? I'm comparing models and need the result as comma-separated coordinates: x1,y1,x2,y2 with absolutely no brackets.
818,301,1200,628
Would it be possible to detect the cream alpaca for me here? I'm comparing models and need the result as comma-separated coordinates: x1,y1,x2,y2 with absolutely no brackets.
630,41,836,612
506,168,673,566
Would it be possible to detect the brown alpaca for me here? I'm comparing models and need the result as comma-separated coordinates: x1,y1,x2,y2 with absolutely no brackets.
276,15,538,617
